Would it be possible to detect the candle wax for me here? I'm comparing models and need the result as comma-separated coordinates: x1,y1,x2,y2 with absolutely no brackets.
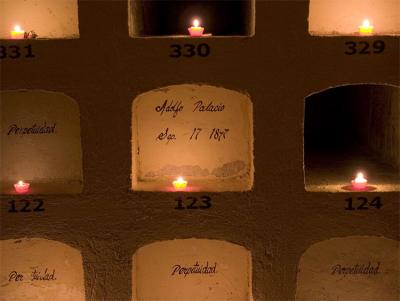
11,25,25,39
14,180,30,193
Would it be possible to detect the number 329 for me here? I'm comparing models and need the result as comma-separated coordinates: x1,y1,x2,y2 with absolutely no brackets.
344,40,385,55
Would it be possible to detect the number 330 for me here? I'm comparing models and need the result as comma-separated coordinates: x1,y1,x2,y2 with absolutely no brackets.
170,43,210,58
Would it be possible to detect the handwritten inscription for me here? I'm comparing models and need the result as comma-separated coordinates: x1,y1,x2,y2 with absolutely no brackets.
155,100,225,118
156,128,176,143
171,261,217,277
8,268,57,282
155,100,183,118
157,127,229,144
193,101,225,112
331,262,381,276
7,122,56,136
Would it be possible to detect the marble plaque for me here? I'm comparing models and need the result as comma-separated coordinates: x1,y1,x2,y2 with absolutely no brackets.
0,90,83,194
132,238,253,301
296,236,399,301
132,84,253,191
0,238,85,301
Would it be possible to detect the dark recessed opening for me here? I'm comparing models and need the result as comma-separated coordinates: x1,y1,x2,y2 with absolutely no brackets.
129,0,254,37
304,84,399,192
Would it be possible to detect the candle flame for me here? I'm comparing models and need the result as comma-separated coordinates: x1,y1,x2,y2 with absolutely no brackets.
362,19,370,27
172,176,188,190
355,172,367,183
193,19,200,27
14,25,23,32
18,180,24,185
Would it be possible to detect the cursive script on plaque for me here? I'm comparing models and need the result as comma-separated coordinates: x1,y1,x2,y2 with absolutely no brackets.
193,100,225,112
171,261,217,277
331,262,381,276
7,122,57,136
156,128,176,144
155,100,183,118
8,268,57,282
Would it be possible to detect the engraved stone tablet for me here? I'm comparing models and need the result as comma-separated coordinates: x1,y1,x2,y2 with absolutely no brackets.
132,84,253,191
296,236,399,301
0,90,83,194
0,238,85,301
132,238,253,301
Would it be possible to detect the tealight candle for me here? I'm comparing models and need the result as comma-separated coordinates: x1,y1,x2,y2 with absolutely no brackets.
172,177,188,190
11,25,25,39
359,19,374,35
14,180,30,193
188,19,204,37
351,172,367,190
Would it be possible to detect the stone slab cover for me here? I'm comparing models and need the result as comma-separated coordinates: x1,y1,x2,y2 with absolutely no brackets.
132,84,253,191
132,238,253,301
296,236,399,301
0,90,83,194
0,238,85,301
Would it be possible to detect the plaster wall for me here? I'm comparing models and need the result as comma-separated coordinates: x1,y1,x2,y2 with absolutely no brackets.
360,86,400,168
0,1,399,300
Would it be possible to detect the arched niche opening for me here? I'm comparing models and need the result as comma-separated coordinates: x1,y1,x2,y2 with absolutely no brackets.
132,238,253,301
132,84,254,192
128,0,255,37
0,238,86,300
0,90,83,194
295,236,399,301
304,84,399,192
0,0,79,39
308,0,400,36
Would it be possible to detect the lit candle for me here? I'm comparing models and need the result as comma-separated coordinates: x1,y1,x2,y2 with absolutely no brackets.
359,19,374,35
10,25,25,39
14,180,30,193
188,19,204,37
172,177,188,190
351,172,368,190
